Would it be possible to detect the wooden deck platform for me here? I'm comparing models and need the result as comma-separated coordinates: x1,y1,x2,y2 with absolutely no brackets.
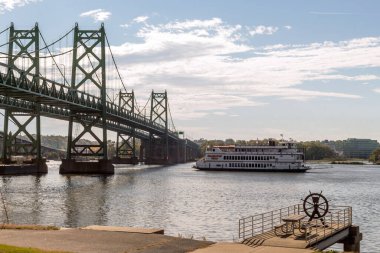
242,222,349,250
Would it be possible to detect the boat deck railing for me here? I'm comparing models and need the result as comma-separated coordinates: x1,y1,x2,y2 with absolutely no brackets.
238,204,352,246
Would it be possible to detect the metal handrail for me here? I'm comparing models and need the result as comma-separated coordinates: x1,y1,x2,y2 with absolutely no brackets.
238,204,352,245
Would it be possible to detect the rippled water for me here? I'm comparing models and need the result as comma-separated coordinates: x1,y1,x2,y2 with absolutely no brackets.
0,161,378,252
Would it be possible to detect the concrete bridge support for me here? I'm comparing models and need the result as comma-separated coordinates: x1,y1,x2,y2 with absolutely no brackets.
340,225,362,253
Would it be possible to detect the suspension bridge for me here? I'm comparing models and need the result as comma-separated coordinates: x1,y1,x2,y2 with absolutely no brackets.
0,23,200,174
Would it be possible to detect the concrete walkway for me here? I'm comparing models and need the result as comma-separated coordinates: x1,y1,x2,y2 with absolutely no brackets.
0,228,212,253
189,243,315,253
0,226,319,253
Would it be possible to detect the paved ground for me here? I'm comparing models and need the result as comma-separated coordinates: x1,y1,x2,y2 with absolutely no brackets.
189,243,315,253
0,228,213,253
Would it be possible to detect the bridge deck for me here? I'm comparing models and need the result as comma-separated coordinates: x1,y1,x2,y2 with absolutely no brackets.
0,66,177,138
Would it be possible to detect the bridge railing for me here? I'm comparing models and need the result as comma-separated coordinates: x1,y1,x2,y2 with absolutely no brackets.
0,64,179,138
0,63,102,110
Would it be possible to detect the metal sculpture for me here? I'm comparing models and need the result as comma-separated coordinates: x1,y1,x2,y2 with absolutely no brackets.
302,191,329,224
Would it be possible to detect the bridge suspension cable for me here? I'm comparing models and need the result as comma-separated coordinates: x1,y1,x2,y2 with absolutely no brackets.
167,100,177,133
105,32,127,93
39,31,69,86
105,31,144,115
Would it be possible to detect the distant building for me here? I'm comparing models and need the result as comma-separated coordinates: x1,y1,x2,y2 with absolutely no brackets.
342,138,379,159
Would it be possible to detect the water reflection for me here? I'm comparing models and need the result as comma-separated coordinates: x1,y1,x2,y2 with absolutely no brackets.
63,176,110,227
0,161,379,253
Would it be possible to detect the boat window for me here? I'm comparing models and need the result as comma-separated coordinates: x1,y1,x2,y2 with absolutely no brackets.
212,149,215,152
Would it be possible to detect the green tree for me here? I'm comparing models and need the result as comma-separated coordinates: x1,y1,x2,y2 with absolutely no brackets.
200,140,225,155
369,148,380,163
298,141,336,160
225,138,235,145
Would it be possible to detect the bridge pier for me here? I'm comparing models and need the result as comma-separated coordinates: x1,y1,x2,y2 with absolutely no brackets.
59,159,114,174
0,158,47,175
112,157,138,165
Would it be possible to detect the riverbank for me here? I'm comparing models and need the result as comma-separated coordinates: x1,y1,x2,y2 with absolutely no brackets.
0,225,322,253
0,225,213,253
306,159,373,165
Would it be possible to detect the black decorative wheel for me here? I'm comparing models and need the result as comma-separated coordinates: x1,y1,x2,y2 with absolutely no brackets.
302,192,329,221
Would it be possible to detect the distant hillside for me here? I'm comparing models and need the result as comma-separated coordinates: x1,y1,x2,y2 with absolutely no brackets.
21,134,100,151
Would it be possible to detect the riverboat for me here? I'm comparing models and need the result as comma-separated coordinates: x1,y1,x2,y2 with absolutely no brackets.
195,140,309,172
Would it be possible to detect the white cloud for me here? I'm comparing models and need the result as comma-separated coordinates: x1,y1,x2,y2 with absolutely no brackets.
133,15,149,23
374,88,380,94
103,18,380,121
249,25,278,36
80,9,111,22
0,0,39,12
284,25,292,30
44,17,379,124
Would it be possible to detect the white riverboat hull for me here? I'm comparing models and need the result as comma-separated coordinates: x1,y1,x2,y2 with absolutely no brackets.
195,166,310,172
195,141,310,173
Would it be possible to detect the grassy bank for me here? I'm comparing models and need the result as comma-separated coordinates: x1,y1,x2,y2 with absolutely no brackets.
0,224,59,231
0,244,69,253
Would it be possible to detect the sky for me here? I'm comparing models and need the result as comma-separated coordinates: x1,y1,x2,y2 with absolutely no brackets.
1,0,380,141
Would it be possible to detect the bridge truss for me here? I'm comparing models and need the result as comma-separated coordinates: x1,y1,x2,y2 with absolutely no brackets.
0,23,200,173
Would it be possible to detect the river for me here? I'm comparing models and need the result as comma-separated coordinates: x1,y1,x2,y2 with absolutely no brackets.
0,162,378,252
